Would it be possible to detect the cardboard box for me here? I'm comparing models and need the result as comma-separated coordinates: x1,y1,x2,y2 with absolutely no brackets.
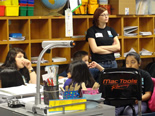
109,0,136,15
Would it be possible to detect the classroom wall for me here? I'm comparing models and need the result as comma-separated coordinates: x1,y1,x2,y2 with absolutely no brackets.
33,0,154,72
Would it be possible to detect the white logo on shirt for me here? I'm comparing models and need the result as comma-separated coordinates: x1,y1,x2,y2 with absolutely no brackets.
95,33,103,38
107,31,113,37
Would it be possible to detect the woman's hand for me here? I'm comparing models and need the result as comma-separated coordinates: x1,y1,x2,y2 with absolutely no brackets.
23,59,32,70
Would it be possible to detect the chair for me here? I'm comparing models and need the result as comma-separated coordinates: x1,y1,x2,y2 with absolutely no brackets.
99,68,142,116
0,68,24,88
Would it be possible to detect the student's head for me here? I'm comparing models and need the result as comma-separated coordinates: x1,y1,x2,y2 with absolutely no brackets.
73,51,89,65
2,48,27,70
68,60,95,86
93,7,109,27
125,52,141,69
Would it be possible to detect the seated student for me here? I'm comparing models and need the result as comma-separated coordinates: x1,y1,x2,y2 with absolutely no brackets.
63,60,96,90
58,51,89,79
115,52,153,116
0,48,36,88
59,51,104,81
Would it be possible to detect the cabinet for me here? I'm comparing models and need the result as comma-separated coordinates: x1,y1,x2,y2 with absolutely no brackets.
0,15,155,67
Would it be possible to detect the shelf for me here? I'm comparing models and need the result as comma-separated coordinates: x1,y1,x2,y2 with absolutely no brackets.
30,19,50,40
0,19,7,41
9,43,30,59
8,40,29,44
31,43,51,63
51,18,65,38
119,39,123,58
0,15,155,66
139,17,153,34
0,44,8,63
71,41,89,58
107,17,122,36
124,38,138,54
9,19,29,41
139,37,154,53
52,48,71,63
73,18,87,36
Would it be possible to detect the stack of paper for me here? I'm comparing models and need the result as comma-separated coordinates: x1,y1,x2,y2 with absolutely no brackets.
140,48,153,55
9,36,25,41
148,0,155,14
0,63,3,66
52,57,67,62
139,31,152,36
31,57,48,64
0,84,43,96
124,26,138,36
114,52,121,58
124,48,136,57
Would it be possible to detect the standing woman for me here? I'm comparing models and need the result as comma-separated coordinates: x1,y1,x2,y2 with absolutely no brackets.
0,48,36,88
86,7,120,68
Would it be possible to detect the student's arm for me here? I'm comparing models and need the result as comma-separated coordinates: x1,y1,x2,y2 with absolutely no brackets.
100,36,120,52
88,38,113,54
88,36,120,54
89,61,104,72
28,68,37,84
23,59,36,84
142,91,152,101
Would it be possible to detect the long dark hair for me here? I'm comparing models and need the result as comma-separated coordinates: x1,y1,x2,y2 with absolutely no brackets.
2,47,27,69
1,47,30,82
69,60,95,87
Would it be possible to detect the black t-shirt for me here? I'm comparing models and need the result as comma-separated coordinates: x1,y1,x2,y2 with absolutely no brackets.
86,25,118,62
139,69,153,95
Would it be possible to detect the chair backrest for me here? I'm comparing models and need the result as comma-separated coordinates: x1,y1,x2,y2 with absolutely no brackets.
0,68,24,88
99,68,142,107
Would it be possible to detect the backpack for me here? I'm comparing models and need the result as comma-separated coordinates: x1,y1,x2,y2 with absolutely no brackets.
148,78,155,112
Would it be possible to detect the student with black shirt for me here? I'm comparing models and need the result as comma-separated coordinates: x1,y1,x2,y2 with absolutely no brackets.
0,48,36,88
115,52,153,116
